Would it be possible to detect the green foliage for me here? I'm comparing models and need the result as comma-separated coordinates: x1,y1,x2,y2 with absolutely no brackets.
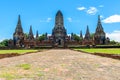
17,64,31,70
110,40,117,44
90,33,95,39
116,42,120,46
72,34,80,41
38,34,46,41
24,33,29,38
79,38,83,41
0,39,9,47
109,40,120,45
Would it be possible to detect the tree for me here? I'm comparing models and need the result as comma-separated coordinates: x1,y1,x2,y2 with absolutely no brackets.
116,42,120,46
24,33,29,39
79,37,83,41
0,39,9,47
38,34,46,41
110,40,117,45
90,33,95,39
73,34,80,41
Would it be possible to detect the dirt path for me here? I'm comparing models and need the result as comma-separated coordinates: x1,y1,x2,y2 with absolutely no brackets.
0,49,120,80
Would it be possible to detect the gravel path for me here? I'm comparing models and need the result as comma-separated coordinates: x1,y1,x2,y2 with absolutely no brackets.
0,49,120,80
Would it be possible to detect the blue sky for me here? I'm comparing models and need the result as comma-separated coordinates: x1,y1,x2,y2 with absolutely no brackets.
0,0,120,42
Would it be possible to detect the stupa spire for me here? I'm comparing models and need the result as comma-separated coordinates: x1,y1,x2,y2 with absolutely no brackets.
80,30,83,40
55,10,64,27
28,25,34,40
84,25,91,40
15,15,23,33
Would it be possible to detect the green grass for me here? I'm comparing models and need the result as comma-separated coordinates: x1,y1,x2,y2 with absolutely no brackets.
0,72,18,80
36,72,44,77
0,64,44,79
0,50,38,54
75,48,120,54
16,63,31,70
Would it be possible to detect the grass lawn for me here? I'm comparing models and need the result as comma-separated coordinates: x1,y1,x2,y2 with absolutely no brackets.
74,48,120,54
0,50,38,54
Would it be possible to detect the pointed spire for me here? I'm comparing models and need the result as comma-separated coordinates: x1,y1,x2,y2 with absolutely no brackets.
98,15,101,22
84,25,91,40
36,30,39,39
55,10,64,27
56,10,63,16
28,25,34,40
71,33,74,40
13,15,24,46
86,25,90,35
80,30,83,40
45,32,48,40
94,15,106,44
96,15,104,32
18,15,21,25
15,15,23,34
98,15,102,27
94,15,105,40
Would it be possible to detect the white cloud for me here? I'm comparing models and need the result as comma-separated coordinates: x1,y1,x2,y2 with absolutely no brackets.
67,18,81,23
77,7,86,11
40,18,52,22
46,18,52,22
67,17,72,22
77,6,98,15
106,30,120,42
87,7,98,15
99,5,104,7
100,15,104,19
102,15,120,23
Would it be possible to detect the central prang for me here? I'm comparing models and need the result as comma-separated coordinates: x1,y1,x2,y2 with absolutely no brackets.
52,10,67,46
